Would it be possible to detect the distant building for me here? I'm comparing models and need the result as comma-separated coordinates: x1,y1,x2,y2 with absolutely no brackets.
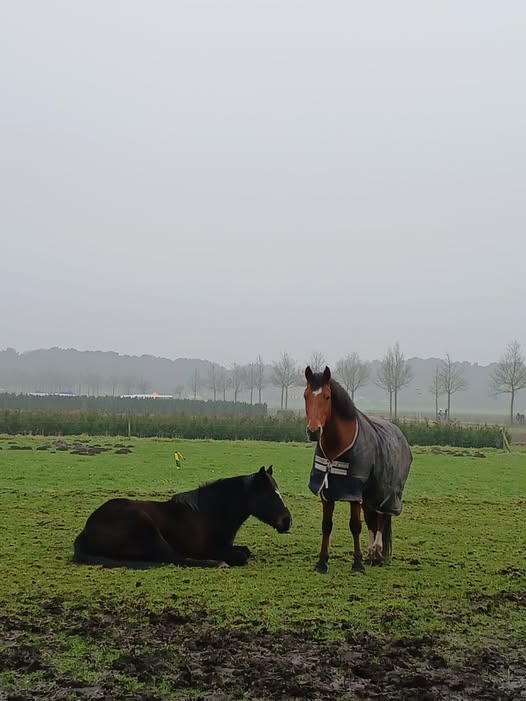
28,392,78,397
119,392,173,399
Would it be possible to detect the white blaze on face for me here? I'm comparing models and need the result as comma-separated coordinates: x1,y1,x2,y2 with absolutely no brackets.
274,488,285,506
312,388,322,397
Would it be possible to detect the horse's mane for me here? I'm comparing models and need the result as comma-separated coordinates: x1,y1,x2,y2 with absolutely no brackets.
330,379,357,420
170,473,251,510
308,372,357,420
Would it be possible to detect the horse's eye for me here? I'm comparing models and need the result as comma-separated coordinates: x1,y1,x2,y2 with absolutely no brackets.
326,396,330,401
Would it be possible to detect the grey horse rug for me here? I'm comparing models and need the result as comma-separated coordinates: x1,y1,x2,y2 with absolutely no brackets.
308,411,412,515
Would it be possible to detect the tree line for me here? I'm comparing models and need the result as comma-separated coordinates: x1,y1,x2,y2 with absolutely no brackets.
234,340,525,424
2,342,526,423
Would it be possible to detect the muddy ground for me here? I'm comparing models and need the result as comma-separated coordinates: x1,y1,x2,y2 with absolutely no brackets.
1,597,524,701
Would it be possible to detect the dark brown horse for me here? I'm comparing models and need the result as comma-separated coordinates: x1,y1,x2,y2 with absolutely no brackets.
73,466,291,568
304,366,412,574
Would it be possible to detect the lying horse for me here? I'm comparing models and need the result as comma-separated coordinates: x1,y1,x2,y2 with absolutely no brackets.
304,366,412,574
73,466,291,568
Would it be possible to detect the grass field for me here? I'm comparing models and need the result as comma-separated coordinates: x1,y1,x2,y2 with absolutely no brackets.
0,435,525,700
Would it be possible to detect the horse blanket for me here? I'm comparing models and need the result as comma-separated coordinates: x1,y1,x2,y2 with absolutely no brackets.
308,411,412,515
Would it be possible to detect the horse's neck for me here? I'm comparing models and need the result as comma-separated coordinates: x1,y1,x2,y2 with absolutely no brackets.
203,481,251,535
321,414,357,461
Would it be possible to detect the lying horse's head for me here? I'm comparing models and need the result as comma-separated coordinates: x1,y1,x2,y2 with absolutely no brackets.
248,466,291,533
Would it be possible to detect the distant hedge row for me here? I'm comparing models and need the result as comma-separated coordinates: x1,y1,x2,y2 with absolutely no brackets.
0,410,509,448
0,393,266,418
395,419,509,449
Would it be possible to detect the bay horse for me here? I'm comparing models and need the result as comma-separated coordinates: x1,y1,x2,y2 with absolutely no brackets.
73,466,291,568
304,366,412,574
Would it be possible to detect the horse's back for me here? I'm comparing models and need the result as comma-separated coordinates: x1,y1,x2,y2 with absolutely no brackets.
86,497,166,522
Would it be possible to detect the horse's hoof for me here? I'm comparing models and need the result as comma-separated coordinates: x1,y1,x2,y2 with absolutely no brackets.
372,552,384,566
315,561,328,574
364,553,374,566
217,561,230,568
352,560,365,575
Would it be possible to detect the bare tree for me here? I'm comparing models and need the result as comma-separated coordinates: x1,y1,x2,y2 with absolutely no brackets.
86,372,101,397
391,342,413,419
491,340,526,424
429,365,443,420
137,378,150,394
308,351,326,373
217,368,230,401
121,376,135,395
376,343,412,419
206,363,220,401
255,355,266,404
244,363,257,405
189,369,201,400
271,352,299,410
376,349,395,418
230,363,244,403
109,376,120,397
440,353,467,419
334,353,369,400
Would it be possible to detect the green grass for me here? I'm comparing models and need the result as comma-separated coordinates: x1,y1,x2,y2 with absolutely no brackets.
0,435,525,698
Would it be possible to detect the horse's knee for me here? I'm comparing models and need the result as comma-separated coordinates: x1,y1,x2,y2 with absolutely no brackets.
349,516,362,536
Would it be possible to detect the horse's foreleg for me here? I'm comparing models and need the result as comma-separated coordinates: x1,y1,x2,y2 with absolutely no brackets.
209,546,250,567
349,502,365,574
315,499,334,574
150,536,230,568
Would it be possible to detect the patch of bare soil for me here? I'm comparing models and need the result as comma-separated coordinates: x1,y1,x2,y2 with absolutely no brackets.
0,600,524,700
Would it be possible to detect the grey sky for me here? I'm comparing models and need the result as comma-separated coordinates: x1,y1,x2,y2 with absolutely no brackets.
1,1,525,367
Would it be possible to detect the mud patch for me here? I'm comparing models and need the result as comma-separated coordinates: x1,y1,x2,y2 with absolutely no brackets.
0,600,524,700
468,588,526,614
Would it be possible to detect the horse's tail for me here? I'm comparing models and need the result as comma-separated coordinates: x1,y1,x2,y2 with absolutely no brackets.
383,514,393,562
73,530,89,563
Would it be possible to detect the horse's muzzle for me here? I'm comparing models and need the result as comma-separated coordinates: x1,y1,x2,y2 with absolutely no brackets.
276,513,292,533
306,427,320,442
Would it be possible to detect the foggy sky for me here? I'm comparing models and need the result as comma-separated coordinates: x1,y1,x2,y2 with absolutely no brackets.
1,1,525,367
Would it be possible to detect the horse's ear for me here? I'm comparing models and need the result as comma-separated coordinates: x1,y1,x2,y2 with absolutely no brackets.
266,465,273,475
305,366,313,382
322,366,331,383
258,466,266,475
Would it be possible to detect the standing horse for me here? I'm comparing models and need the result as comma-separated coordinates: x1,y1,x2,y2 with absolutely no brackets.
73,466,291,568
304,366,412,574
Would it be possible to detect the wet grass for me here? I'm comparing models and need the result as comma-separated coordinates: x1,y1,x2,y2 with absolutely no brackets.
0,435,525,699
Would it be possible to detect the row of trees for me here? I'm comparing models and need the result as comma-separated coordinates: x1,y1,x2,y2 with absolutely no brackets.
189,356,267,404
204,340,526,424
3,342,525,422
428,341,526,424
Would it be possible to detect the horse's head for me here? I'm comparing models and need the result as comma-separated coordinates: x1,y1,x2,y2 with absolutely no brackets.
248,466,291,533
304,365,332,442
